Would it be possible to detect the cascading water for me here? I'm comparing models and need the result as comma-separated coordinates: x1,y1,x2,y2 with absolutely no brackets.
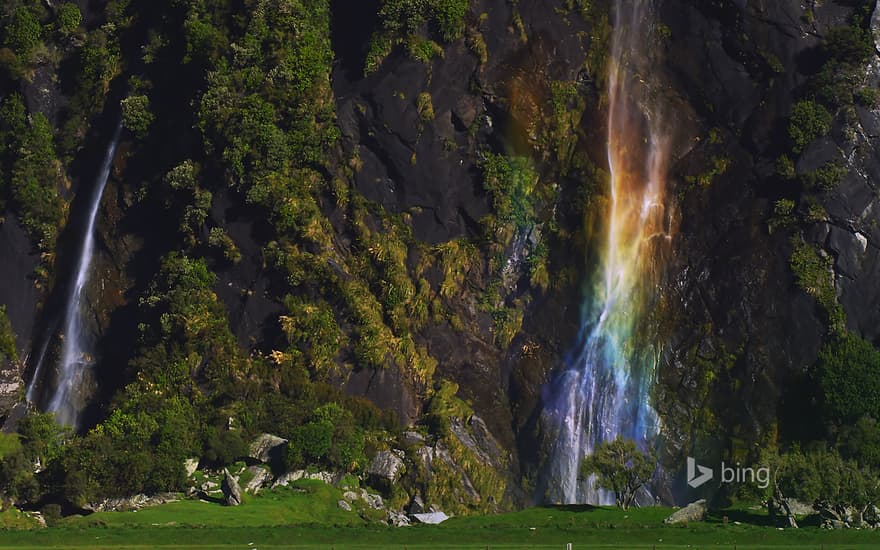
26,122,122,427
542,0,673,504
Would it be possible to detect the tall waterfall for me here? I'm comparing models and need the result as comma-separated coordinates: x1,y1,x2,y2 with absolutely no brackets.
542,0,673,504
26,122,122,428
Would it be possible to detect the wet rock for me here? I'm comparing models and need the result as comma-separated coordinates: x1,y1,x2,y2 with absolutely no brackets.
222,468,243,506
0,360,22,422
248,433,288,465
664,499,708,524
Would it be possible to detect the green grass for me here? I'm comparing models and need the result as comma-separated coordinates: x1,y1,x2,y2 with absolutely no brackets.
0,483,877,549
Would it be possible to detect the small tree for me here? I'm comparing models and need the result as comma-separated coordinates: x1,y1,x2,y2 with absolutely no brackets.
579,436,656,510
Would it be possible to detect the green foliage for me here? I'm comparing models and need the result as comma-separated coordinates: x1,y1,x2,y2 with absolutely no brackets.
2,8,42,55
817,332,880,424
416,91,434,123
406,37,444,64
789,238,845,334
685,156,730,188
579,436,656,510
286,404,366,472
121,94,154,140
55,3,82,35
774,448,878,525
801,159,847,192
811,25,874,109
280,295,343,373
838,416,880,470
9,107,66,250
203,427,249,467
776,155,795,179
789,101,832,153
431,0,468,42
0,306,17,363
855,86,880,108
208,227,242,263
481,154,538,231
768,199,796,234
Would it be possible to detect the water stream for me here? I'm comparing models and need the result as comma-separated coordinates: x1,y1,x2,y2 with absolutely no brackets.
542,0,673,504
26,122,122,428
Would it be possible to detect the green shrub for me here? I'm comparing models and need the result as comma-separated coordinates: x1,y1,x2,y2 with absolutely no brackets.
56,3,82,35
3,9,41,54
789,100,832,153
790,238,845,333
481,154,538,230
0,306,17,363
416,91,434,123
801,159,847,191
208,227,242,263
121,94,154,140
817,332,880,423
432,0,468,42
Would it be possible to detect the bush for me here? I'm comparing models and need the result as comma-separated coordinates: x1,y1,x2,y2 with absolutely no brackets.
801,160,847,191
56,3,82,35
579,437,656,510
0,306,17,363
121,94,154,139
3,9,41,54
789,238,845,333
431,0,468,42
789,100,832,153
817,332,880,423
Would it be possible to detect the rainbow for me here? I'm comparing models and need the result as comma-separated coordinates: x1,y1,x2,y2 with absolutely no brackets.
542,0,673,504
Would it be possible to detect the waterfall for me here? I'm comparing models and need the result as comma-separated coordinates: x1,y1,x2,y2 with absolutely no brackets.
541,0,673,504
26,122,122,427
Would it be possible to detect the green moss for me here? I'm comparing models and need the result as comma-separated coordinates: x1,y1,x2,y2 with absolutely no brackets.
466,31,487,64
406,36,444,64
790,238,845,334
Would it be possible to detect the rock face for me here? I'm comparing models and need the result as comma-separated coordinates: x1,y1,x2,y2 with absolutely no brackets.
221,468,243,506
243,465,271,494
664,499,708,524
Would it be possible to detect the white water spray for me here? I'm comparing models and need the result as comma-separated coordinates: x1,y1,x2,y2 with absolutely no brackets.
26,122,122,427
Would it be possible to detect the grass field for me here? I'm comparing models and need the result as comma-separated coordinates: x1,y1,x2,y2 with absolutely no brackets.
0,481,876,549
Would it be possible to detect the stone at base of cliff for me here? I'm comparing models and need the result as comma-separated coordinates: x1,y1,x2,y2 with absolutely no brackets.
411,511,449,524
222,468,243,506
85,493,180,512
664,499,708,524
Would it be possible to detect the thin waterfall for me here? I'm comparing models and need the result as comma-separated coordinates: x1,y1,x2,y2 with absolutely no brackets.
26,121,122,427
541,0,672,504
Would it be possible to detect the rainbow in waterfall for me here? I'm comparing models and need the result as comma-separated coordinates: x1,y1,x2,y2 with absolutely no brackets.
542,0,674,504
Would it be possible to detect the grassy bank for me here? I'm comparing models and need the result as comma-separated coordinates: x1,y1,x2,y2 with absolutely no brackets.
0,482,875,549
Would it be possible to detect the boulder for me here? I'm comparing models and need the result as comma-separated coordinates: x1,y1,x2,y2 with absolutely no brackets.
367,450,404,483
411,511,450,524
388,510,410,527
85,493,180,512
337,499,352,512
663,499,708,524
222,468,243,506
248,434,288,464
408,494,425,514
272,470,340,488
243,465,271,494
183,458,199,478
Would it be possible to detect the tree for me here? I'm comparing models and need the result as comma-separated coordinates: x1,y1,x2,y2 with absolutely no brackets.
579,436,656,510
773,448,880,527
817,332,880,423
